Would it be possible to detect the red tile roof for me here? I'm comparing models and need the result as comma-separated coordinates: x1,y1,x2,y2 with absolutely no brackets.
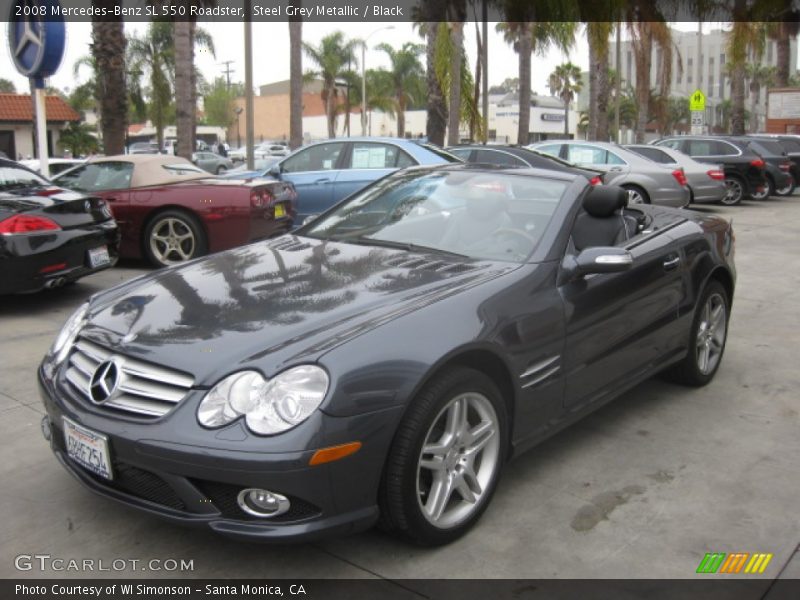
0,93,81,123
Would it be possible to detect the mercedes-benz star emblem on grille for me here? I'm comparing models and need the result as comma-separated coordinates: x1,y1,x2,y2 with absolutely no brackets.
89,360,121,403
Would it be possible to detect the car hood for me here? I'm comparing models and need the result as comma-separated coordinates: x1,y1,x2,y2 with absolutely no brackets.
81,236,518,385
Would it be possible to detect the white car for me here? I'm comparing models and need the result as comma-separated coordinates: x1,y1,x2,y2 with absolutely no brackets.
20,158,85,177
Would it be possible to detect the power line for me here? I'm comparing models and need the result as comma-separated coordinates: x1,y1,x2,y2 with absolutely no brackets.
219,61,235,90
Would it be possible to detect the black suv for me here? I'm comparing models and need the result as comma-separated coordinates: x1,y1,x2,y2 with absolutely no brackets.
749,135,800,196
653,136,767,205
730,137,794,198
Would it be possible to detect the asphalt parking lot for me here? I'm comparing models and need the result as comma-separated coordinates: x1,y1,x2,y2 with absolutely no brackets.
1,196,798,586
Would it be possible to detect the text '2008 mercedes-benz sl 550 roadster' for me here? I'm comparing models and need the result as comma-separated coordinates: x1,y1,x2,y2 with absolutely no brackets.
39,164,735,546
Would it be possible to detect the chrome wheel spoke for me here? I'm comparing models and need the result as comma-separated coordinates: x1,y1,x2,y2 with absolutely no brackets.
454,474,477,504
425,473,454,521
464,420,495,455
462,465,483,496
444,397,468,439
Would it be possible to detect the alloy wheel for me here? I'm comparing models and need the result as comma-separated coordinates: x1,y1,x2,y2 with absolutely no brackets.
149,217,197,265
696,292,727,375
416,392,501,529
722,179,744,205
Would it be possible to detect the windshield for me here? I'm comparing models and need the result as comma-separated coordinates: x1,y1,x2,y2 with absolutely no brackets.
301,169,569,263
0,165,49,189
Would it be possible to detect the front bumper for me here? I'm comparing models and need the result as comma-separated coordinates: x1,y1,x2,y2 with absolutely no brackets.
38,365,402,542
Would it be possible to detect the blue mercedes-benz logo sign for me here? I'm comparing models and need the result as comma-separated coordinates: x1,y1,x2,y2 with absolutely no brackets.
7,1,65,79
89,360,121,404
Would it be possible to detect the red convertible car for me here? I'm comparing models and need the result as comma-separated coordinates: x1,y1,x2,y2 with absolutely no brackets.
53,155,296,267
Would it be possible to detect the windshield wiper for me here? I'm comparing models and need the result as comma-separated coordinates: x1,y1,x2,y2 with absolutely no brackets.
338,236,469,259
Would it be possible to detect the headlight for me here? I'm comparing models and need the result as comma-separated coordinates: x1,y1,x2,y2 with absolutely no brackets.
198,366,329,435
49,303,89,364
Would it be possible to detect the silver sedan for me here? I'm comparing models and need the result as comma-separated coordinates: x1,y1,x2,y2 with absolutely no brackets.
528,140,689,207
624,145,727,205
192,151,234,175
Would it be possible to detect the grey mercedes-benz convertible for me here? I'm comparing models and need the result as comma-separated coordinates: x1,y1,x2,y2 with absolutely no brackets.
39,164,735,546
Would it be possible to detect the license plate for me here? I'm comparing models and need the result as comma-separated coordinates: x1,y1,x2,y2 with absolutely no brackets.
88,245,110,268
274,204,286,218
63,417,113,480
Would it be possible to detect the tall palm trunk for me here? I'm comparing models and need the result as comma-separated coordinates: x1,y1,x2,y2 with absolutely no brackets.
91,14,127,155
517,27,532,145
587,23,611,141
447,22,464,145
426,23,447,145
631,26,652,143
289,18,303,150
325,88,336,138
188,21,197,153
174,20,193,159
397,91,406,137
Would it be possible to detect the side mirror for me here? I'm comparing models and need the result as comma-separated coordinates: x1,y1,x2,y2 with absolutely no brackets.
562,246,633,279
268,165,281,178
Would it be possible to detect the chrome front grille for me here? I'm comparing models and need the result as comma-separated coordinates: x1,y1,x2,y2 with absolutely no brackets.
64,338,194,419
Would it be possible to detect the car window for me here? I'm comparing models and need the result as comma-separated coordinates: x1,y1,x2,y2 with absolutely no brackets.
535,144,563,157
566,144,624,165
474,149,528,167
302,169,569,263
628,147,675,164
348,143,415,169
0,164,48,189
281,142,345,173
778,138,800,152
751,140,785,156
656,139,683,151
715,141,740,156
448,148,473,161
685,140,718,156
162,163,206,176
417,143,463,163
56,162,133,192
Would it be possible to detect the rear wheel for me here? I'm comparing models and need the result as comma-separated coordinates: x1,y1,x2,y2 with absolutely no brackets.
143,209,208,268
216,165,227,175
775,177,795,196
622,184,650,205
721,176,744,205
750,176,773,200
665,280,730,387
379,366,508,546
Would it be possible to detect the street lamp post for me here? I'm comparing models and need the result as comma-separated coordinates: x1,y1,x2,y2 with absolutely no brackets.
361,25,395,136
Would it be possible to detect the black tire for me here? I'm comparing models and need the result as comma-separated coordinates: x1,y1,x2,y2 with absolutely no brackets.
774,176,795,197
664,280,730,387
143,209,208,268
378,366,508,546
622,184,650,205
721,176,744,206
750,176,774,200
216,165,227,175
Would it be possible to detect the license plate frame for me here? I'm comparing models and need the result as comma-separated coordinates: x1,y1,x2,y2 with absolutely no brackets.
63,417,113,481
87,245,110,268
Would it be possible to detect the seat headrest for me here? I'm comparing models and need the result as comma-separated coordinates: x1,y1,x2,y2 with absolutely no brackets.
582,185,628,218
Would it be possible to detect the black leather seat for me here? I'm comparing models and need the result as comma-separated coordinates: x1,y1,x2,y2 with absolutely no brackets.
571,186,640,251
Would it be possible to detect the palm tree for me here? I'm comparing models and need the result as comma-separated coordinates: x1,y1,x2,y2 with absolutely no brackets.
289,15,303,150
374,42,425,138
726,11,765,135
127,22,175,151
174,19,215,160
303,32,360,139
417,17,448,145
767,18,800,87
626,18,673,143
548,62,583,137
90,9,127,155
497,21,577,145
746,63,776,132
585,22,614,141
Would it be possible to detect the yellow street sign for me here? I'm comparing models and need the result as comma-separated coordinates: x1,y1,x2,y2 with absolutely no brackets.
690,89,706,111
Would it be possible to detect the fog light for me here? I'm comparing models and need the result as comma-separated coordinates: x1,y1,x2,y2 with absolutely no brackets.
236,488,291,518
40,416,52,442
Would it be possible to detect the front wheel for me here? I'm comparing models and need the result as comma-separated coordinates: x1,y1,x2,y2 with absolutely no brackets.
216,165,227,175
143,210,208,268
665,280,730,387
379,367,508,546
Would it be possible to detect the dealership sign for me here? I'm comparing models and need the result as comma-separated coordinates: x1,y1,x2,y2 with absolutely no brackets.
541,113,565,122
8,0,65,81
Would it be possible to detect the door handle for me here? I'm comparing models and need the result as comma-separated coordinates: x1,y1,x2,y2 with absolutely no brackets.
663,255,681,270
313,178,331,184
